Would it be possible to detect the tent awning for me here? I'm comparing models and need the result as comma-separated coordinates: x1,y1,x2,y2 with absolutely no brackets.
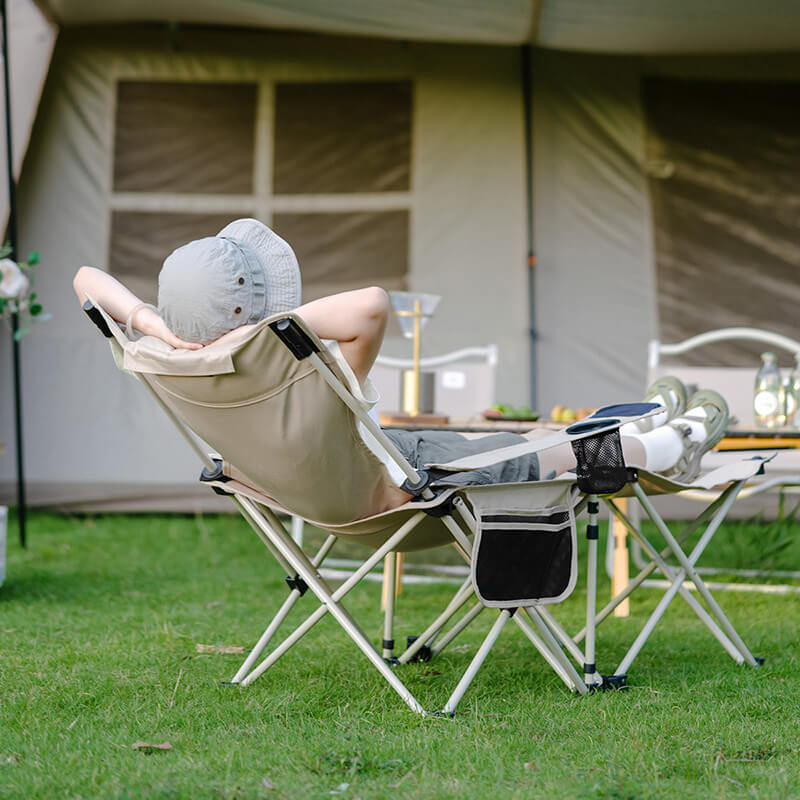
40,0,800,53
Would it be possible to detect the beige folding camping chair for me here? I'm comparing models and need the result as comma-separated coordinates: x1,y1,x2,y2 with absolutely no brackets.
87,299,645,714
83,300,768,713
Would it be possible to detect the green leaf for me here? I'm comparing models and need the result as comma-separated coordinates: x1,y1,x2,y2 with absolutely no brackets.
30,303,43,316
29,292,36,301
13,326,29,341
0,243,11,258
27,250,40,265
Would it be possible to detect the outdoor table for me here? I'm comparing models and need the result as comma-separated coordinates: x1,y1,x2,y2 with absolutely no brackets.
379,416,557,434
717,427,800,451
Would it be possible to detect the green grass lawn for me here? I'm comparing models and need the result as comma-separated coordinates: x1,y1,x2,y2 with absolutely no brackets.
1,511,798,799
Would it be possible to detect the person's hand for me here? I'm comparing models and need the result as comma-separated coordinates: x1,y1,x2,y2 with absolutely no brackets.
132,306,204,350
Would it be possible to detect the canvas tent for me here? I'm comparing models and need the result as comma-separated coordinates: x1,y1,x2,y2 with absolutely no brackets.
2,0,800,509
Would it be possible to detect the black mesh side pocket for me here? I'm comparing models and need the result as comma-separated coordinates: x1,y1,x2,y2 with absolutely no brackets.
570,428,634,495
472,504,577,608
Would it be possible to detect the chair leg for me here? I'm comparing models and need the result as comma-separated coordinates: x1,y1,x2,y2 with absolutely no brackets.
230,534,337,684
634,484,758,666
441,610,512,716
607,505,744,673
515,609,588,694
398,577,474,664
237,497,428,714
290,515,304,546
604,482,758,677
575,495,726,643
534,606,586,665
429,601,484,658
439,607,589,714
398,507,479,664
583,495,603,686
382,552,397,661
613,567,746,676
231,588,303,684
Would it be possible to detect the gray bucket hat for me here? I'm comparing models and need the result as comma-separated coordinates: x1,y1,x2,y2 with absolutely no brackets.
158,218,301,344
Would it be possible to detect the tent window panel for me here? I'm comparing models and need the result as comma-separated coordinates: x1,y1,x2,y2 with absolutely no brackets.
645,78,800,366
273,81,412,195
272,210,408,301
109,211,244,305
113,81,257,194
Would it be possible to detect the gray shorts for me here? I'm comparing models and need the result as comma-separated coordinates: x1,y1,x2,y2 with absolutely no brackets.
383,429,540,488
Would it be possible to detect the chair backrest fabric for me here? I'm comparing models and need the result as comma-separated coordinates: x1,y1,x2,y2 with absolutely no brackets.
118,313,398,525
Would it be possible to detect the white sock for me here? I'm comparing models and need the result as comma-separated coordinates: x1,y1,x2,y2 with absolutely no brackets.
631,426,684,472
626,406,709,472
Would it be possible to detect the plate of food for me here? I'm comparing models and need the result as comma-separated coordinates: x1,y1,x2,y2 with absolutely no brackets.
550,406,596,423
482,404,541,422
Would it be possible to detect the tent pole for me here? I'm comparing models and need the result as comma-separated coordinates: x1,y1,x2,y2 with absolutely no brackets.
521,44,537,410
1,0,26,548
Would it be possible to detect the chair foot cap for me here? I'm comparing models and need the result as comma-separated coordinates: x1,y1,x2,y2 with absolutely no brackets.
406,636,432,662
589,674,628,693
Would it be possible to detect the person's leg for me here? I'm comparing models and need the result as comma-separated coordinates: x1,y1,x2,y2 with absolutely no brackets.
384,428,541,488
537,436,645,479
385,412,691,487
538,391,727,483
383,386,727,493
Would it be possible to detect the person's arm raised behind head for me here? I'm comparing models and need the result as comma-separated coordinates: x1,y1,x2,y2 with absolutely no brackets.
295,286,390,387
73,266,202,350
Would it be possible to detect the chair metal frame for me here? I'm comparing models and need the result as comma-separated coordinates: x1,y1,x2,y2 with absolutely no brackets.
583,482,761,679
647,327,800,372
83,299,589,714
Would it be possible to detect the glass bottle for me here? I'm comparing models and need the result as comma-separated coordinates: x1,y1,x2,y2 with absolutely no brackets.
786,353,800,428
754,351,784,428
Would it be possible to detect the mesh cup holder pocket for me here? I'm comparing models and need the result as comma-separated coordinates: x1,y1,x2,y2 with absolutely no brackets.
570,428,633,495
472,502,578,608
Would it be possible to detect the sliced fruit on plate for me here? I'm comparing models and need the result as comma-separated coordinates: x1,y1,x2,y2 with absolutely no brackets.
551,405,597,423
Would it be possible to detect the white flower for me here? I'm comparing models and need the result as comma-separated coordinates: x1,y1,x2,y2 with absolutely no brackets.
0,258,29,299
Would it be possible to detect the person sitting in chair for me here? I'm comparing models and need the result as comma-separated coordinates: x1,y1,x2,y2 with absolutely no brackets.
73,218,729,516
